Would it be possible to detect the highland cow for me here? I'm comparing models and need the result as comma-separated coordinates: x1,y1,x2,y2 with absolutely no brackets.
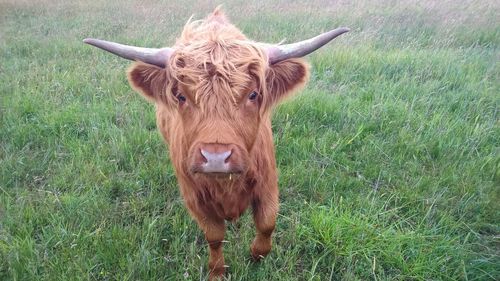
84,8,348,279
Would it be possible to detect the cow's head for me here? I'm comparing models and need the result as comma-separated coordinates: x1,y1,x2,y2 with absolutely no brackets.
84,9,348,178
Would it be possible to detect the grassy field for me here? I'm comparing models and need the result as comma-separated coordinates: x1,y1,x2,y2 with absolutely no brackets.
1,0,499,280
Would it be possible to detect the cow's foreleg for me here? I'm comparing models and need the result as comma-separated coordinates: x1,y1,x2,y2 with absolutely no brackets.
199,217,226,279
251,193,278,260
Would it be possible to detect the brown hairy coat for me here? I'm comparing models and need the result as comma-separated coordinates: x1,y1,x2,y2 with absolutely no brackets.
127,9,308,279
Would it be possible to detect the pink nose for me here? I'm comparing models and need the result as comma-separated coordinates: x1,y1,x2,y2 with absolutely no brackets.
200,149,232,173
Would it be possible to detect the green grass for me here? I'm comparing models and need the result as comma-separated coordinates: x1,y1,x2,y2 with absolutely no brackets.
1,0,499,280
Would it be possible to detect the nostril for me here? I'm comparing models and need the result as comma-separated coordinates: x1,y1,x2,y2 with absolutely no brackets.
224,149,232,163
200,149,208,163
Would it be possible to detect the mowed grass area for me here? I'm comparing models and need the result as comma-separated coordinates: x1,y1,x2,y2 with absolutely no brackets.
1,0,499,280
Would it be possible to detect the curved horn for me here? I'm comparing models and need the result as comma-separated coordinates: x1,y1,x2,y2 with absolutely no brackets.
267,27,349,64
83,38,172,68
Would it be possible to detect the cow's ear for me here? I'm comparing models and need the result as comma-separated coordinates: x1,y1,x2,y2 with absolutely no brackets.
127,62,168,102
264,59,309,108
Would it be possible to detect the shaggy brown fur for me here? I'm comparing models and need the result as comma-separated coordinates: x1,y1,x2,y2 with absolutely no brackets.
128,8,309,279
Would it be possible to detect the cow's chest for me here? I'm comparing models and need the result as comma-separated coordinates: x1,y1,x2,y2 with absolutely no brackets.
197,178,254,221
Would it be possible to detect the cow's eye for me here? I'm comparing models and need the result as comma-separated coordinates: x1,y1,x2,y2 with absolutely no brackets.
248,91,258,101
177,94,186,103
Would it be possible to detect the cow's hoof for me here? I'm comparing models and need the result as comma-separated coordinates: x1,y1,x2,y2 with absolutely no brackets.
250,240,271,261
208,267,225,280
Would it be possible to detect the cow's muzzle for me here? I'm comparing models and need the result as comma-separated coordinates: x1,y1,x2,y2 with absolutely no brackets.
190,143,246,175
200,149,231,173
